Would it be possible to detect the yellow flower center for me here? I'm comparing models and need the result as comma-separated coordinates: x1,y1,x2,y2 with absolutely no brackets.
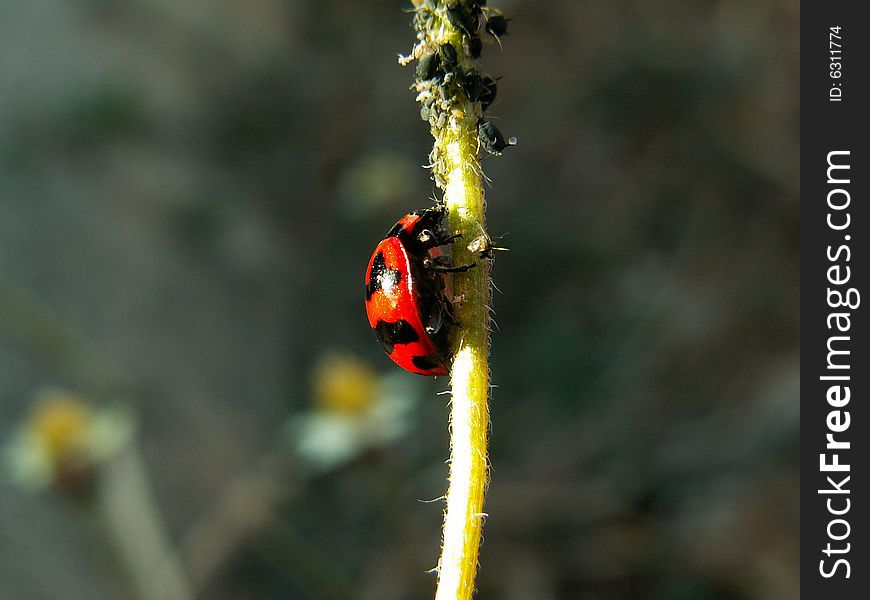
312,355,378,415
29,392,93,464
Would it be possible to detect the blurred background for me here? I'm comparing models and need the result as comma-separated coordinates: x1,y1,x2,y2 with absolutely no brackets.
0,0,799,598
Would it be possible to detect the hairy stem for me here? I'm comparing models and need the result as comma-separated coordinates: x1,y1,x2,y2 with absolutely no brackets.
437,123,490,600
405,2,494,597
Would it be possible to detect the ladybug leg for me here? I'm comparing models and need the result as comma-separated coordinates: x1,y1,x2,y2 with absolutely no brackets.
437,290,460,328
416,229,438,248
429,275,461,330
442,304,459,327
417,230,463,249
424,304,444,335
423,255,477,273
430,263,477,273
436,233,463,246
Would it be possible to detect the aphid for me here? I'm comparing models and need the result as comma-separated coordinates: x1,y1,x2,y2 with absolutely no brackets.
469,0,486,20
416,51,442,81
459,69,484,102
479,75,498,109
485,14,510,38
446,1,479,36
477,119,517,155
438,43,459,70
467,230,509,260
464,35,483,59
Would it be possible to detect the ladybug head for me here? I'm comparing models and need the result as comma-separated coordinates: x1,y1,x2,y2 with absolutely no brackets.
387,206,449,254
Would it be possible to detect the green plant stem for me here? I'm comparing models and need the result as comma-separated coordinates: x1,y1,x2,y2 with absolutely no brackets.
406,3,493,597
435,122,491,600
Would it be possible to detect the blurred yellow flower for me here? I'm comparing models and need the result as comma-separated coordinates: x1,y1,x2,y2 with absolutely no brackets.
30,392,93,465
287,353,422,473
312,353,379,415
4,390,134,493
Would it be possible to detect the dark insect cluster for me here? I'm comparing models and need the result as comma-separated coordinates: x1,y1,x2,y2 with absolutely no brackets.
408,0,515,158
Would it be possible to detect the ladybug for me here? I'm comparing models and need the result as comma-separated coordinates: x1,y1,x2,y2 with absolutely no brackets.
365,206,473,376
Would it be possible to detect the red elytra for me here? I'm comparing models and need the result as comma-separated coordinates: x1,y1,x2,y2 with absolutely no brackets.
364,207,453,376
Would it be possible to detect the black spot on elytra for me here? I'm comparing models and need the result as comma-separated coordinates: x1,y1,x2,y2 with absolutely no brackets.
366,252,401,300
374,319,419,354
412,355,442,371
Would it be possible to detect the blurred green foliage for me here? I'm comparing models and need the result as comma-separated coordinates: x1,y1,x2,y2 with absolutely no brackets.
1,0,798,598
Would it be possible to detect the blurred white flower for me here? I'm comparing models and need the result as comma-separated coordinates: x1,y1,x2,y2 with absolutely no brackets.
286,354,421,473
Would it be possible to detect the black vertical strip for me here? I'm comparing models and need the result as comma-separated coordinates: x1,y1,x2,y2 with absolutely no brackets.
801,3,868,597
